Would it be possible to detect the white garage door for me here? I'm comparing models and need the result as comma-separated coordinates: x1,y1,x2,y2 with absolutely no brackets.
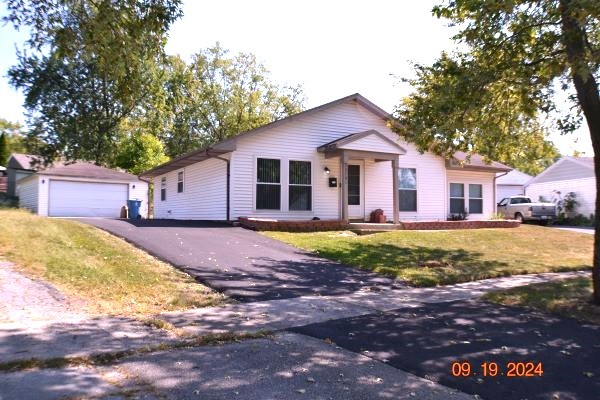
497,185,525,202
49,180,128,217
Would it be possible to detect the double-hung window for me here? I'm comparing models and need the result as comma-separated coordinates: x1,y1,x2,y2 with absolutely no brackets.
177,171,184,193
398,168,417,212
160,177,167,201
469,184,483,213
256,158,281,210
449,183,465,214
289,160,312,211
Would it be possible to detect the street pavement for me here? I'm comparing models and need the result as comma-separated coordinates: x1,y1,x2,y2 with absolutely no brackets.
292,300,600,400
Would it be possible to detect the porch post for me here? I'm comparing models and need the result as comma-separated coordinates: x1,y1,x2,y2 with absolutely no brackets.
392,157,399,224
340,151,349,223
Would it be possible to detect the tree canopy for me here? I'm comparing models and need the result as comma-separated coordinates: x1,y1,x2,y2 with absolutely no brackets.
394,0,600,301
0,118,27,163
146,45,305,157
5,0,183,165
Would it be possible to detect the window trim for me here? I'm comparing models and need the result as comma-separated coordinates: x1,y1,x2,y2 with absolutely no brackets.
288,159,313,212
468,183,483,214
449,182,465,214
255,157,282,211
177,170,184,193
160,176,167,202
398,167,418,212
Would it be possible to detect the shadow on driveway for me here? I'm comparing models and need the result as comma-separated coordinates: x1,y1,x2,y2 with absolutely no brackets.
78,219,401,301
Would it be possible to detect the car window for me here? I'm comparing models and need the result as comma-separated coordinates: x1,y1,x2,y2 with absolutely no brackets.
498,198,508,206
510,198,520,204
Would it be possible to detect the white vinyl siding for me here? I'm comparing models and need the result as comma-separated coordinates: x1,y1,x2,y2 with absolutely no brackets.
16,176,39,213
230,101,449,221
446,170,496,220
153,156,228,220
338,134,401,154
526,177,596,217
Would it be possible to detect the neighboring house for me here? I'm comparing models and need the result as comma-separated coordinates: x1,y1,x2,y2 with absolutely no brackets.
6,153,37,196
0,166,6,193
15,157,148,218
496,169,533,203
141,94,511,223
525,156,596,217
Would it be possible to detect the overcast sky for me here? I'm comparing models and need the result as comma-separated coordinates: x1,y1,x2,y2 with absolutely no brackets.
0,0,593,156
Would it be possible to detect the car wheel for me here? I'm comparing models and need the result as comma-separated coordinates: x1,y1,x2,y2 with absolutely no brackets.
514,213,524,223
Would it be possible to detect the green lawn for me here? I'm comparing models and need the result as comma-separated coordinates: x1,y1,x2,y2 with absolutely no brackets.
484,277,600,324
0,209,225,316
265,225,592,286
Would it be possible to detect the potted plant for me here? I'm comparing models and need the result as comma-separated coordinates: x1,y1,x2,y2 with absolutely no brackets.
370,208,386,223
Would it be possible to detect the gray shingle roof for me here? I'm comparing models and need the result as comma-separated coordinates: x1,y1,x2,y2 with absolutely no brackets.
37,162,140,181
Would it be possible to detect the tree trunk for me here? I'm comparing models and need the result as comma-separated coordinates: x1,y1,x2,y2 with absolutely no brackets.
560,0,600,304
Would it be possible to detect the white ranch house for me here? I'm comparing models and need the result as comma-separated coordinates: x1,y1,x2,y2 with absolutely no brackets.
141,94,511,223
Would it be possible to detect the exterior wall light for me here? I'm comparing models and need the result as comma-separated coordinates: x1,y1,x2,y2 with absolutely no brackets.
324,167,330,174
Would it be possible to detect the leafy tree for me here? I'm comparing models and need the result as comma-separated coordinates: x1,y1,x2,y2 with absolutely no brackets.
496,129,561,176
0,133,9,166
5,0,182,165
394,0,600,303
114,131,169,175
155,45,305,157
0,118,29,158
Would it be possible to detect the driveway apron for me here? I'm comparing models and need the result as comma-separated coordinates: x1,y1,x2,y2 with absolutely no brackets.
80,219,398,301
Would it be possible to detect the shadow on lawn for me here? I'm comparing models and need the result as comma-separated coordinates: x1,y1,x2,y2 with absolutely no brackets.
310,242,511,286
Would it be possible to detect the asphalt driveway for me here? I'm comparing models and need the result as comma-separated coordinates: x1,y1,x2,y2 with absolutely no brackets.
80,219,398,301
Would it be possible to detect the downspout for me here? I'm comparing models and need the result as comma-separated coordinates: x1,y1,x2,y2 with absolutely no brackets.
493,171,510,214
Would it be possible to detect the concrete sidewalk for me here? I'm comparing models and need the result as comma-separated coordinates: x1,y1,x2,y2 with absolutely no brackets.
1,270,588,364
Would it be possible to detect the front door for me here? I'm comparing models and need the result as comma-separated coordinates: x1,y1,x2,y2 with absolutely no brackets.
347,161,365,220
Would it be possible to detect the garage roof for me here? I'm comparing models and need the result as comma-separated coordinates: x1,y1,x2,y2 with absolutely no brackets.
38,162,141,181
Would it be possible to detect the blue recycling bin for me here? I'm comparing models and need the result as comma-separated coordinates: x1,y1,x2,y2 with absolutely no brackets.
127,199,142,219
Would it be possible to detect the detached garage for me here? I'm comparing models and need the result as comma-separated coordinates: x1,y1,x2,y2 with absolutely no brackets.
16,160,148,218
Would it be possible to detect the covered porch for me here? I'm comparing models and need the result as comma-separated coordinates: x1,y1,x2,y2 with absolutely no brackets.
317,130,407,224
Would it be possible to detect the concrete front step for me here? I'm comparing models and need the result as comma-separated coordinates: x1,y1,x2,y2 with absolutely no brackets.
349,223,402,235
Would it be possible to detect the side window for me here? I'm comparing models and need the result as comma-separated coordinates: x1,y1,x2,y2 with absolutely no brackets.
289,160,312,211
498,198,508,207
160,177,167,201
398,168,417,212
469,184,483,213
256,158,281,210
177,171,184,193
449,183,465,214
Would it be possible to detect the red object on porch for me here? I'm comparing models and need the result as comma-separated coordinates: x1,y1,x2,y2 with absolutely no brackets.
369,209,386,223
